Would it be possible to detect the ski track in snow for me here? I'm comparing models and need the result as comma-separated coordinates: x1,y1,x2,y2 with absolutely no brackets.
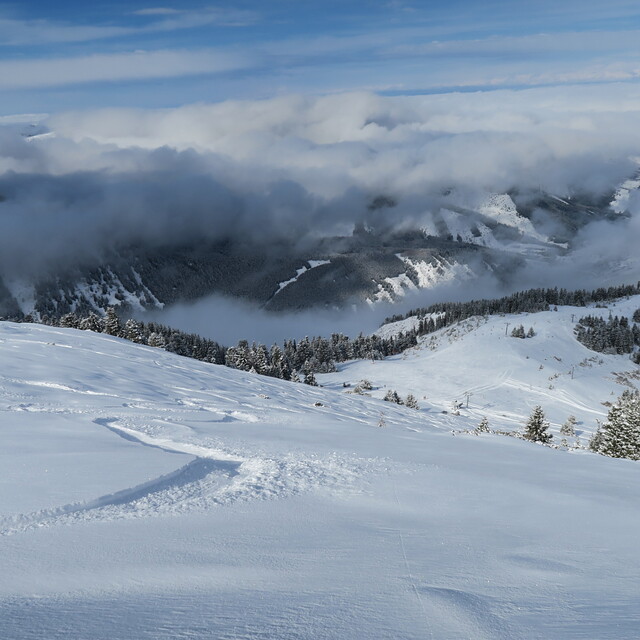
0,415,373,536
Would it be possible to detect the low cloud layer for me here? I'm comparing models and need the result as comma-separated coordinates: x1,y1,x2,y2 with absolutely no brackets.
1,86,640,283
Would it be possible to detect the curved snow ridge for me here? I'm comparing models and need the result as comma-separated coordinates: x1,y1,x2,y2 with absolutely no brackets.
3,377,120,398
0,420,373,535
104,420,378,501
0,455,237,536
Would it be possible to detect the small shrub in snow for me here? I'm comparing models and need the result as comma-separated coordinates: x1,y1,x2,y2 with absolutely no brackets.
353,379,373,394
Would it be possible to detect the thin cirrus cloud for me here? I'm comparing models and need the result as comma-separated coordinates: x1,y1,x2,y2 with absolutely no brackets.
0,17,131,46
131,8,181,16
386,30,640,57
1,28,639,94
1,2,640,111
0,7,257,47
0,49,255,89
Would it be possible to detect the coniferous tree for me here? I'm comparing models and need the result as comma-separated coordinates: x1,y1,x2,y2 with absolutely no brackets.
59,312,80,329
560,415,577,437
147,332,166,348
78,312,103,333
303,371,318,386
524,406,552,443
123,318,144,343
511,325,526,339
253,344,271,375
404,393,420,411
103,307,122,337
404,394,420,410
589,390,640,459
476,416,490,433
383,390,403,405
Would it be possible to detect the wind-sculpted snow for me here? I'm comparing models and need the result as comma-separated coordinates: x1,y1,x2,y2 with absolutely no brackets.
2,317,640,638
0,416,374,537
0,323,410,535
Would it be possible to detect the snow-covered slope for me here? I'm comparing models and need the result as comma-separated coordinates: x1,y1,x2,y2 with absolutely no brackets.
339,296,640,439
1,318,640,639
610,171,640,213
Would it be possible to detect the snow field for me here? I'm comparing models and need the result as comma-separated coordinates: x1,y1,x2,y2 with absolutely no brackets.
1,309,640,638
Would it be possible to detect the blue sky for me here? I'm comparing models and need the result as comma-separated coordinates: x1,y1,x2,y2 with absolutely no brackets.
2,0,640,114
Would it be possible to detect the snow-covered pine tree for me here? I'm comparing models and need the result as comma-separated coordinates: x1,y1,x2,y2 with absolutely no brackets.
404,394,419,410
560,415,577,436
253,344,271,376
476,416,490,433
59,312,80,329
383,390,403,405
232,340,252,371
78,312,103,333
589,390,640,459
103,307,122,337
523,406,552,443
269,345,285,378
147,332,166,348
123,318,144,343
303,371,318,386
511,325,526,339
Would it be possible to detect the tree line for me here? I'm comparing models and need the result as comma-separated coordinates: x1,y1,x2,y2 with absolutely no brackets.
574,313,640,357
38,307,418,383
5,280,640,383
386,282,640,328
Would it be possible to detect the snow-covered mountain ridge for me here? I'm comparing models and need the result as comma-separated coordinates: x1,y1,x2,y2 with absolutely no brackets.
2,293,640,638
0,177,635,320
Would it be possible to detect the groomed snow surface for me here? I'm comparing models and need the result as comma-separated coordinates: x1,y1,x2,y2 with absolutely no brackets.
1,299,640,639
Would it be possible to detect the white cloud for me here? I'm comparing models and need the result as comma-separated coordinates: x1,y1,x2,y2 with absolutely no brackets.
132,8,181,16
0,49,255,89
0,7,257,47
388,29,640,57
0,18,132,46
1,86,639,279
